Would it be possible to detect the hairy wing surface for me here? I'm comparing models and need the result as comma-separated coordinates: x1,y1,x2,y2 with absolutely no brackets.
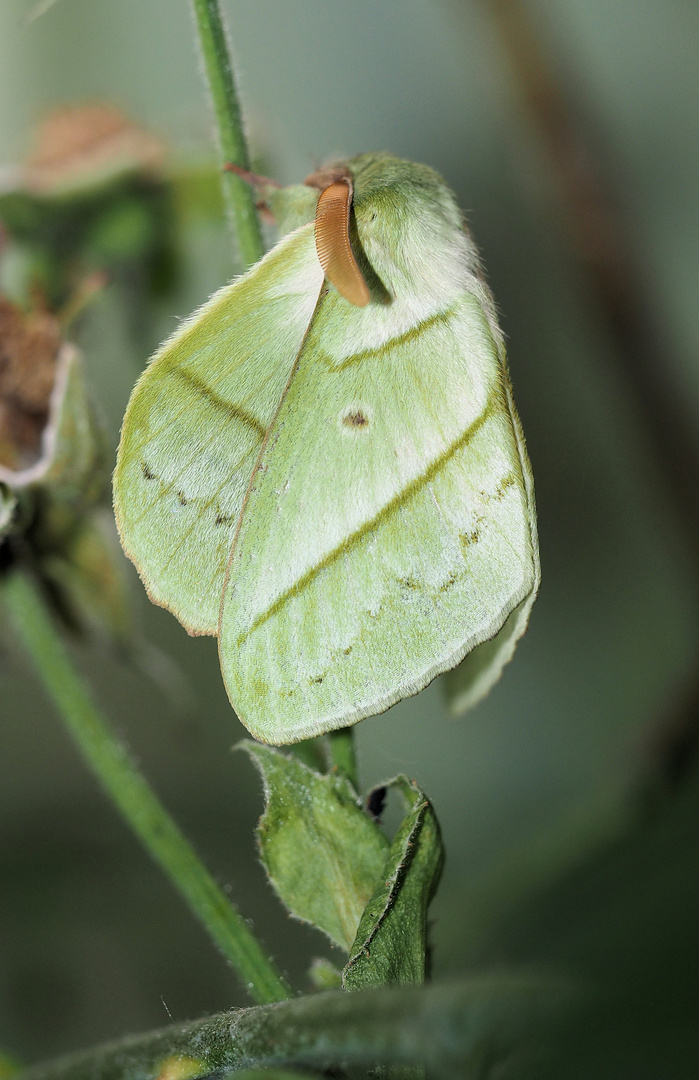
219,285,538,740
114,224,323,633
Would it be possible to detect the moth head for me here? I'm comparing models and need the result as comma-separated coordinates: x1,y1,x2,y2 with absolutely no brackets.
305,154,471,307
347,153,470,297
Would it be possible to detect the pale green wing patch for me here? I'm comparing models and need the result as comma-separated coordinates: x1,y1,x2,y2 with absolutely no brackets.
113,224,323,634
219,289,539,742
445,378,540,714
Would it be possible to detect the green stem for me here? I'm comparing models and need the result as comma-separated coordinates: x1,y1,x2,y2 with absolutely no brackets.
190,0,264,269
2,569,291,1005
15,975,566,1080
329,727,359,790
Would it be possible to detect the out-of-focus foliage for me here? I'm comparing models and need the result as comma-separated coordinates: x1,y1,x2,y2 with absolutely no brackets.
0,104,177,323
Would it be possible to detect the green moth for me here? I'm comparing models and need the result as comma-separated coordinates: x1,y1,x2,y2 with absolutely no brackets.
113,154,539,744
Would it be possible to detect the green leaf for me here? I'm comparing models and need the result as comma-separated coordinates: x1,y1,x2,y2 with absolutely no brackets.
0,1052,21,1080
36,345,106,503
242,742,389,949
343,777,444,991
85,197,156,263
0,191,47,237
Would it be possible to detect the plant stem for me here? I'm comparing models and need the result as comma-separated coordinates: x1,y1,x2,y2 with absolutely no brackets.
2,569,291,1005
15,975,567,1080
191,0,264,269
329,727,359,790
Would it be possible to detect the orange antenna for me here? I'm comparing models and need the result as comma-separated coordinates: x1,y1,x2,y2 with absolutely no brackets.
314,180,370,307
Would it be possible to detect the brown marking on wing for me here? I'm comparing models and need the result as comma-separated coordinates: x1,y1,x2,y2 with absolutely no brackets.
342,409,369,428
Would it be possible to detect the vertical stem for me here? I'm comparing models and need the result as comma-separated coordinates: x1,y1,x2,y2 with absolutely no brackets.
329,727,359,791
191,0,264,269
2,569,291,1005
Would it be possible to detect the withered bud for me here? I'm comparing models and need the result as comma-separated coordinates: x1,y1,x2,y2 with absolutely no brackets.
22,103,165,196
0,298,61,470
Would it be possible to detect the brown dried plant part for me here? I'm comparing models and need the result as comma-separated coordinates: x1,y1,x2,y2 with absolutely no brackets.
22,103,164,196
0,299,61,470
223,162,282,223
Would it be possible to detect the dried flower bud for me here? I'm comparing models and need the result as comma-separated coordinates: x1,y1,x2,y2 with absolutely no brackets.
0,298,61,471
0,297,105,499
0,105,175,315
21,104,165,197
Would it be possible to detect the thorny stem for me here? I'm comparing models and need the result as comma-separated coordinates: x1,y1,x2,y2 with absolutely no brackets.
190,0,264,268
2,569,291,1005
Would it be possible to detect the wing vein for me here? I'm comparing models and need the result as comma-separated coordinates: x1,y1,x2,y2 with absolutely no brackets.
324,302,460,371
237,388,500,646
169,367,267,437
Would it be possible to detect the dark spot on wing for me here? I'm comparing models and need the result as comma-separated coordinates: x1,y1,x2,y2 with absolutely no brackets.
141,462,156,480
343,410,369,428
177,490,188,506
460,528,480,549
215,510,235,527
439,572,458,593
493,473,516,500
310,675,324,684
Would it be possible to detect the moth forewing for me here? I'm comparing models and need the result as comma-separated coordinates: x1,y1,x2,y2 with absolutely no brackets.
113,223,324,635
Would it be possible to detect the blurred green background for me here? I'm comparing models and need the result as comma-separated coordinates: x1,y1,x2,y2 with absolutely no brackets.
1,0,698,1074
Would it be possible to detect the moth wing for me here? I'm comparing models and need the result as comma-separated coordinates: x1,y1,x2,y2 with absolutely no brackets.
218,285,539,742
113,224,323,634
444,381,539,714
